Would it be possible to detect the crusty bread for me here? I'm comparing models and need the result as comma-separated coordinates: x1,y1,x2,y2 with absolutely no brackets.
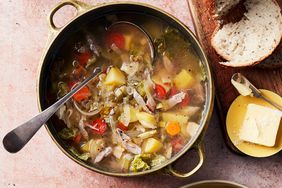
215,0,241,17
211,0,282,67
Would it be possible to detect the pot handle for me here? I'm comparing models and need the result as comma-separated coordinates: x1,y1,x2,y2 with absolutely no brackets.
48,0,90,32
167,143,205,178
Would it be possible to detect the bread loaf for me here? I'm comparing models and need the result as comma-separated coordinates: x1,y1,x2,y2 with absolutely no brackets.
211,0,282,67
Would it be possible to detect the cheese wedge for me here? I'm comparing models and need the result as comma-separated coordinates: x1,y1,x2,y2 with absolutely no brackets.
239,104,281,147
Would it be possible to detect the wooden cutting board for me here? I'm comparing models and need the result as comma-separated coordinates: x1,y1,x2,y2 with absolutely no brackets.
187,0,282,153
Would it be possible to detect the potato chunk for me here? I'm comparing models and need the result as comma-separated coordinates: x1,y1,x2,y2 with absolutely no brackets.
173,69,195,89
161,112,189,125
142,138,163,153
104,67,126,87
130,106,138,122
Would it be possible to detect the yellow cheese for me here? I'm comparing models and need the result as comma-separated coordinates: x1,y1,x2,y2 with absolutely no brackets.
239,104,281,147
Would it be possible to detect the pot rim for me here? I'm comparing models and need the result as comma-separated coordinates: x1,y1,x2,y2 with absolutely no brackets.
36,1,214,177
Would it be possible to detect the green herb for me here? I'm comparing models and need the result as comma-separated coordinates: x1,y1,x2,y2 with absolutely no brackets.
58,128,78,140
69,147,90,161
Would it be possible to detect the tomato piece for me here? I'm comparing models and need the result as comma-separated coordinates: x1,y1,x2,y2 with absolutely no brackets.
180,93,190,107
90,118,107,135
73,134,82,144
117,122,128,131
69,82,91,102
76,51,91,66
168,86,178,97
154,84,167,99
106,32,125,49
171,136,184,152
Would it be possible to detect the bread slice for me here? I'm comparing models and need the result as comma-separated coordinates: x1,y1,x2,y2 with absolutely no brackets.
215,0,241,17
211,0,282,67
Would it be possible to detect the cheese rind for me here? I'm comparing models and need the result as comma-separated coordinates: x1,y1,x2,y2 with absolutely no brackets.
239,104,281,147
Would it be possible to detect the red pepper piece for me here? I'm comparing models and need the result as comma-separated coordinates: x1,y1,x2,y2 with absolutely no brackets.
180,93,190,107
106,32,125,49
90,118,107,135
168,86,178,97
73,134,82,144
154,84,167,99
76,51,92,66
117,122,128,131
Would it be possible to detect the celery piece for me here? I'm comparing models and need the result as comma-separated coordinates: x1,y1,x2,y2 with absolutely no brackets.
130,155,151,172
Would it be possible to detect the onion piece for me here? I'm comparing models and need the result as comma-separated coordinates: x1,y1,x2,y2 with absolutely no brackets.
94,147,112,163
144,81,156,112
73,100,101,116
132,88,151,113
116,128,131,142
109,116,118,144
116,128,141,155
123,142,141,155
120,104,130,127
137,130,157,139
121,61,139,77
164,144,172,159
144,69,156,111
56,105,66,120
163,55,175,73
162,92,186,110
78,115,88,140
139,120,157,129
85,33,100,56
65,109,73,128
113,145,125,159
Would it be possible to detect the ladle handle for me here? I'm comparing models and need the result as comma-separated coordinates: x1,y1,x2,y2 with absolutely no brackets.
3,67,101,153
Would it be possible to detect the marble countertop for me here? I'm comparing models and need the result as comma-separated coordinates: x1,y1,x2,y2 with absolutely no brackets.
0,0,281,187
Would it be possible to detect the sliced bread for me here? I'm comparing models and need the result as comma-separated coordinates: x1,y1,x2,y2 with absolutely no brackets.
211,0,282,67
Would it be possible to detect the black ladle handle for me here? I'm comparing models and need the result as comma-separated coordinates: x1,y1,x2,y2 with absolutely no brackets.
3,67,101,153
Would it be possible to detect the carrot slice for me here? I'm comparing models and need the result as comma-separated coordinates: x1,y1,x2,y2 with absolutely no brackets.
166,122,181,136
72,86,91,102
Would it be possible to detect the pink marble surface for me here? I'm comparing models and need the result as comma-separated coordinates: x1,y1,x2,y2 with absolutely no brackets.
0,1,281,188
